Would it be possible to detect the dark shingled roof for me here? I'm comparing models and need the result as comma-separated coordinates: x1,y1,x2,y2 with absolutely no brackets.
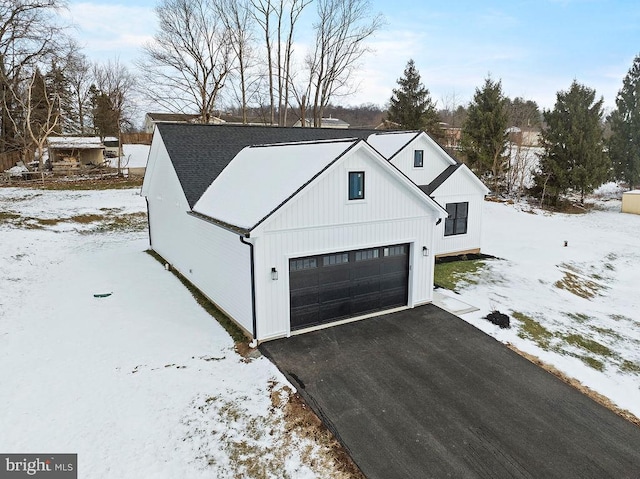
419,163,463,196
156,123,376,208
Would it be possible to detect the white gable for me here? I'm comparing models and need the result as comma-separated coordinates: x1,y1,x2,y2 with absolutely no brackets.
193,139,358,229
367,132,418,158
430,164,490,197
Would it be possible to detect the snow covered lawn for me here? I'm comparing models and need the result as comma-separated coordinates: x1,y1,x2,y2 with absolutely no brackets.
442,192,640,419
0,187,352,479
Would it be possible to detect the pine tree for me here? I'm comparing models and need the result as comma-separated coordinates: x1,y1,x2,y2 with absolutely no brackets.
387,59,441,136
460,76,509,192
608,54,640,190
89,85,119,139
534,81,609,205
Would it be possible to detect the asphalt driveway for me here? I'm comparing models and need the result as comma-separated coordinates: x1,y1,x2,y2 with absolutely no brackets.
260,304,640,479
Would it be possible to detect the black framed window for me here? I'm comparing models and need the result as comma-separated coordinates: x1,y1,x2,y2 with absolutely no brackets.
349,171,365,200
414,150,424,167
289,257,317,271
444,202,468,236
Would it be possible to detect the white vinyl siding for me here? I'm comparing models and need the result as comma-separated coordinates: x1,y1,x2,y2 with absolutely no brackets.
388,135,454,185
251,147,439,341
431,167,487,256
143,136,253,334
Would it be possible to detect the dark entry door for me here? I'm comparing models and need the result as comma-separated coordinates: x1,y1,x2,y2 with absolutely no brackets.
289,244,409,330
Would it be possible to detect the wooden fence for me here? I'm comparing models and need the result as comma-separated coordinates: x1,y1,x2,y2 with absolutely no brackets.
0,150,29,172
121,133,152,145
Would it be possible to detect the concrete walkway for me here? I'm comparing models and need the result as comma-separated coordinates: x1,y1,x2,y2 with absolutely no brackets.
260,304,640,479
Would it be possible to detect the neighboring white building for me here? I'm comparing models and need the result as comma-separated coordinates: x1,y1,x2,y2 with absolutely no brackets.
367,131,490,257
292,117,350,129
143,112,226,134
142,124,447,343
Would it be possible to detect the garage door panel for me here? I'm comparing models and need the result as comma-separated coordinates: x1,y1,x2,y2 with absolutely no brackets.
290,305,320,330
290,288,319,308
319,282,351,303
290,244,409,331
351,262,381,279
289,270,319,289
319,301,351,322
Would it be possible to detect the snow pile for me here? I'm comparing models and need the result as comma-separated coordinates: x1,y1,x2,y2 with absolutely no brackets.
0,186,345,479
106,144,151,168
4,165,28,177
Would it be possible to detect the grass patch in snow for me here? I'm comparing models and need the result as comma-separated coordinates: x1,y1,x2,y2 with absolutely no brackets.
564,312,592,324
145,249,248,346
0,211,21,222
563,334,613,358
620,360,640,375
434,259,487,291
554,270,605,299
513,312,555,350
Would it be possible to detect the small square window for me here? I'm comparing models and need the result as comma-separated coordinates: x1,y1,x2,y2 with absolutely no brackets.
349,171,365,200
414,150,424,167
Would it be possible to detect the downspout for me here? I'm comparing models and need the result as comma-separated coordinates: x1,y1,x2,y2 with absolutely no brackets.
145,197,152,249
239,234,258,347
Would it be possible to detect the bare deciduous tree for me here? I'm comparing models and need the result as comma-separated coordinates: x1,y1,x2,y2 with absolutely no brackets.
23,69,60,170
65,47,93,135
306,0,383,126
138,0,233,123
215,0,256,123
92,59,137,173
0,0,68,152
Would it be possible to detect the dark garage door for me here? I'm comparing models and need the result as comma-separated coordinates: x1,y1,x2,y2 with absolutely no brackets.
289,244,409,330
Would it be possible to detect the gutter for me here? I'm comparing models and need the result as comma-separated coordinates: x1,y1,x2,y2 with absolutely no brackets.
239,234,258,347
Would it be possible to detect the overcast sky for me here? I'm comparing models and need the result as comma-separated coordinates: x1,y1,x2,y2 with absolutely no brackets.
64,0,640,112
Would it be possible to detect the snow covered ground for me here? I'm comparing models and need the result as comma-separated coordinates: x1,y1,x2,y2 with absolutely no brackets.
0,187,348,479
1,184,638,478
441,186,640,419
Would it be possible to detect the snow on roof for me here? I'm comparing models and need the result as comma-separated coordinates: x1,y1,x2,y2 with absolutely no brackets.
193,139,358,230
47,136,104,149
367,131,419,159
624,190,640,195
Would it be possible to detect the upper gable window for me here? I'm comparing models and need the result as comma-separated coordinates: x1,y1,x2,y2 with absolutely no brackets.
348,171,365,200
414,150,424,167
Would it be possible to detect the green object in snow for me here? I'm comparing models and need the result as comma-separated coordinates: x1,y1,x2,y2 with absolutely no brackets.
93,292,112,298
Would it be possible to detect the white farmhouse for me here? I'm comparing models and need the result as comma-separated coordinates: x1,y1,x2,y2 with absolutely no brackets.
367,131,490,257
142,124,449,343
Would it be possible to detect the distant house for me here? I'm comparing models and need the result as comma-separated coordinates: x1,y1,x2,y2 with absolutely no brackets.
47,136,105,169
292,117,350,129
143,112,226,134
507,126,541,147
142,124,488,343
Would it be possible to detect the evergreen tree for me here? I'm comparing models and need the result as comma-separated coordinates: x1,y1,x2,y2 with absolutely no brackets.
460,76,509,192
608,54,640,189
387,59,441,137
89,84,119,139
534,81,609,205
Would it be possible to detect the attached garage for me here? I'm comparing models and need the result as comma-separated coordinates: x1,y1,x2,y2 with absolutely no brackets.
143,124,448,343
289,244,409,330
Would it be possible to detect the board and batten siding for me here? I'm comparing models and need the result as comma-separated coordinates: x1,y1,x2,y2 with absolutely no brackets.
250,145,439,341
388,135,454,186
143,135,253,335
430,167,486,257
